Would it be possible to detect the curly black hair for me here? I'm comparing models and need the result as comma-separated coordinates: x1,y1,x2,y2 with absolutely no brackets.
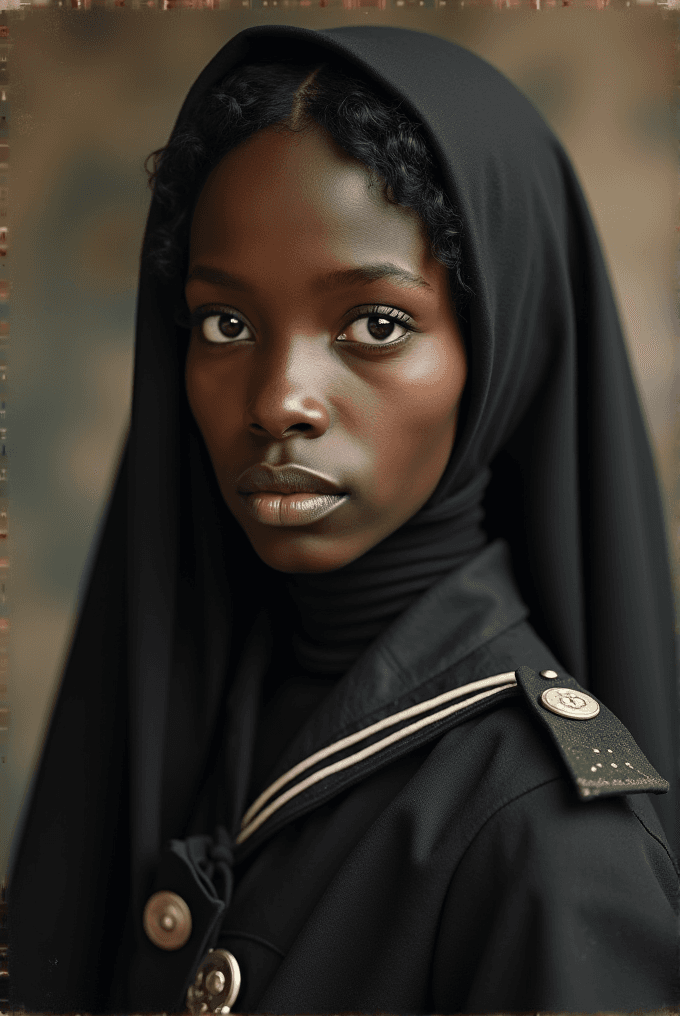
143,58,470,306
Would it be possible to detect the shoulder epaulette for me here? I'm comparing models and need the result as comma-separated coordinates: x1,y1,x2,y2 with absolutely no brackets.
515,665,669,799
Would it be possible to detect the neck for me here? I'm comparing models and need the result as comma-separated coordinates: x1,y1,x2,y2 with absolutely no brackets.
283,486,489,676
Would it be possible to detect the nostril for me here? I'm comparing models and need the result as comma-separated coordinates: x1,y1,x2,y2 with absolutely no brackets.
284,423,314,435
249,421,314,436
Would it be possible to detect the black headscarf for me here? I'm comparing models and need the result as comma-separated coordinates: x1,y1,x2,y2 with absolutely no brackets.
10,24,678,1013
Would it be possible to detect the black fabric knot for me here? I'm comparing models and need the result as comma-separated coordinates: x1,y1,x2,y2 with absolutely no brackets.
208,840,234,866
190,825,235,909
209,824,234,862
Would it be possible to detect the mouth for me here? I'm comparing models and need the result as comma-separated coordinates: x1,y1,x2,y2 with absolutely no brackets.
236,463,350,528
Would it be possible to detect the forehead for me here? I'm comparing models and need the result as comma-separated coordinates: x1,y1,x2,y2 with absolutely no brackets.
189,126,430,273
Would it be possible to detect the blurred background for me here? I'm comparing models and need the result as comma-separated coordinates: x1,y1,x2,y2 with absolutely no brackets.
1,6,677,876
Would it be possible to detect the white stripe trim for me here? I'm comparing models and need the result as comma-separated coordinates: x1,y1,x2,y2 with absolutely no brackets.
236,672,516,845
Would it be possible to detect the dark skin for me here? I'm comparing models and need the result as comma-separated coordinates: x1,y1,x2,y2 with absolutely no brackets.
185,125,467,574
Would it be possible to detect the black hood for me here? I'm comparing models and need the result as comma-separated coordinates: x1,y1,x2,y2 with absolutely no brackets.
9,24,678,1013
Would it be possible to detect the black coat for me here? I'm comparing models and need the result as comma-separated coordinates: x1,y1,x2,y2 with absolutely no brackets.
124,542,678,1014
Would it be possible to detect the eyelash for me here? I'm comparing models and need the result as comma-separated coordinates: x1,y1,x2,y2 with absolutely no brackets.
179,304,416,352
340,306,414,351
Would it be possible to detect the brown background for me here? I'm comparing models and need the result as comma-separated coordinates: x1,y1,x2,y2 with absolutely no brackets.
2,6,677,877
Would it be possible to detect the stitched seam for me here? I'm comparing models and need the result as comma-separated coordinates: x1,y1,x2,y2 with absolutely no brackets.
627,806,680,1001
629,805,680,880
456,774,567,870
429,772,565,994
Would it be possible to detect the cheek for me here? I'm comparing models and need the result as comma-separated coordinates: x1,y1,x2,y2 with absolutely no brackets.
185,348,238,454
185,357,210,437
400,338,465,410
376,340,464,469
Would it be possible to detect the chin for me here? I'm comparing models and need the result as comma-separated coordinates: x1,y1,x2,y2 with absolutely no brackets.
246,530,374,575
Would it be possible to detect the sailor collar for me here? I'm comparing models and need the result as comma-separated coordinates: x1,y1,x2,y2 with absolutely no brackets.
230,539,668,856
248,545,521,785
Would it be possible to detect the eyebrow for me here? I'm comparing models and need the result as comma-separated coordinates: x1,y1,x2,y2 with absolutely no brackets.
186,263,432,292
315,264,432,292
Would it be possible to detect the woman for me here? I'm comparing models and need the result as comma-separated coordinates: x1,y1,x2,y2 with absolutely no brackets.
9,24,679,1014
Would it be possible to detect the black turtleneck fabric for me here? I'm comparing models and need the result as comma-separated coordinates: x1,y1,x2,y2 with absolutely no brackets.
8,24,679,1015
285,469,490,676
248,462,489,793
250,469,489,790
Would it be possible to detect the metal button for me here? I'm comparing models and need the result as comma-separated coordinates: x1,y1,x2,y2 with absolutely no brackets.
540,687,600,720
206,969,225,995
143,890,192,950
187,949,241,1016
539,669,558,679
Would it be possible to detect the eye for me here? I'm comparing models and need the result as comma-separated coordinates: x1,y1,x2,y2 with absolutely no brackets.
338,307,413,348
190,307,254,345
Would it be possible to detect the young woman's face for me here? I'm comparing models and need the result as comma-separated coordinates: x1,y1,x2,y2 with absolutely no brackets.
185,126,467,573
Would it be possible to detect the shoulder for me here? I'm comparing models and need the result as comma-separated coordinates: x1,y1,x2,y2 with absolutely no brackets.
431,767,680,1012
429,677,679,1009
428,662,672,860
512,664,669,800
430,619,669,805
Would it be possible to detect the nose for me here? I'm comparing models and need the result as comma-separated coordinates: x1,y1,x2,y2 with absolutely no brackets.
245,336,331,440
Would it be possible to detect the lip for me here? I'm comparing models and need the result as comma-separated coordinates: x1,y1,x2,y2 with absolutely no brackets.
241,491,349,527
237,463,346,497
236,463,350,528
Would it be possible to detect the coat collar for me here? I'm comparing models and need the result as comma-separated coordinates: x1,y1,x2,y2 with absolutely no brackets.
235,538,528,856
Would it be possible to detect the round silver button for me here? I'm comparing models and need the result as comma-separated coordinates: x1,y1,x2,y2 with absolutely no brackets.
143,890,192,950
187,949,241,1015
539,669,558,679
541,687,600,720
